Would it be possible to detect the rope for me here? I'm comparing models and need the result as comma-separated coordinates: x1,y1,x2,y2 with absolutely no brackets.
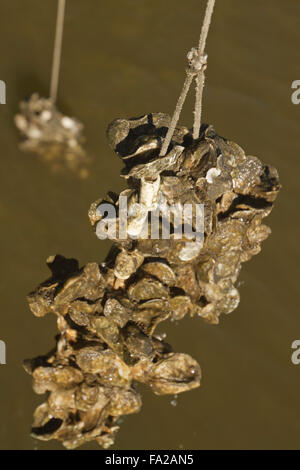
193,0,215,139
50,0,66,102
159,72,194,157
160,0,215,156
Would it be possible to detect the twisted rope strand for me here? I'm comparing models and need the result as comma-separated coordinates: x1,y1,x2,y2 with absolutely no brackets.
193,0,215,140
50,0,66,102
160,0,216,156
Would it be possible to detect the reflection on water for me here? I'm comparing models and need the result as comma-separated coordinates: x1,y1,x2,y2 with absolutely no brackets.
0,0,299,450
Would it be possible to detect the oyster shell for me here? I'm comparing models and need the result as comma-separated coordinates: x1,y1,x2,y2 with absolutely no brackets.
141,261,176,286
128,278,169,302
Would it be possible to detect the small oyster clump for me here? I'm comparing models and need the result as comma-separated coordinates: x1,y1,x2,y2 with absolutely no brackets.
15,93,89,178
25,113,279,448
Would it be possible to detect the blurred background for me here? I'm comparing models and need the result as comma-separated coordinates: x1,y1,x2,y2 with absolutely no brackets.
0,0,299,450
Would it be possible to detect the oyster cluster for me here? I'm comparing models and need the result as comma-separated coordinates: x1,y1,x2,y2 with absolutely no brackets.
91,113,280,323
25,255,200,449
15,93,89,178
25,113,280,448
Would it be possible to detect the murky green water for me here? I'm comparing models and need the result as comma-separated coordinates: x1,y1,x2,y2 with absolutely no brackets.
0,0,299,450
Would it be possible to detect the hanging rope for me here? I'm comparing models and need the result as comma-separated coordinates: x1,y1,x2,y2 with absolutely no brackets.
160,0,215,156
159,72,194,157
193,0,215,139
50,0,66,102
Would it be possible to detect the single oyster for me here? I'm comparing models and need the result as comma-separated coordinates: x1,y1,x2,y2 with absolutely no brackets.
137,353,201,395
114,249,144,280
128,278,169,302
141,261,176,286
